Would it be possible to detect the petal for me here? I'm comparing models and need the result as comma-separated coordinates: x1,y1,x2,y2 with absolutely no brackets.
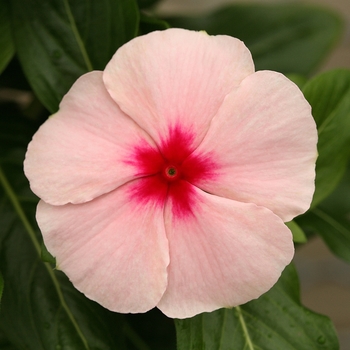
157,187,294,319
37,181,169,313
24,71,157,205
103,28,254,148
190,71,317,222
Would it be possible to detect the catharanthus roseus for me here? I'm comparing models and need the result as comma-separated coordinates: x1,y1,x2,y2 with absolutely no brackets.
24,28,317,319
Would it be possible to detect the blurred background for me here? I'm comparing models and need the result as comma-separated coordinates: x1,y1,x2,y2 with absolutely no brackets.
155,0,350,348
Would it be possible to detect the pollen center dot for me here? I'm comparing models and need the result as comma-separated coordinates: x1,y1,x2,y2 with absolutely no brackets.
168,167,176,176
163,165,180,181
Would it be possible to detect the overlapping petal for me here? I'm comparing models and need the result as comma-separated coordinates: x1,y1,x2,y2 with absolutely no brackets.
103,28,254,149
157,185,294,319
189,71,317,222
24,71,158,205
23,28,318,319
37,181,169,313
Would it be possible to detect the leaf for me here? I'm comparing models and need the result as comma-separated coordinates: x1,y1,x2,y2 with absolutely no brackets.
285,73,308,90
0,272,3,307
137,0,162,9
297,165,350,262
0,331,17,350
0,0,14,74
175,264,339,350
41,241,56,265
165,3,343,76
286,220,307,243
302,69,350,207
10,0,139,112
139,12,170,35
0,115,128,349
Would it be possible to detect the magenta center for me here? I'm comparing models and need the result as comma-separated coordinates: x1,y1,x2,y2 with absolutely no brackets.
129,126,217,217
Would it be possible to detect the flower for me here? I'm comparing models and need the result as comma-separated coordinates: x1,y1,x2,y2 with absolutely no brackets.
24,28,317,319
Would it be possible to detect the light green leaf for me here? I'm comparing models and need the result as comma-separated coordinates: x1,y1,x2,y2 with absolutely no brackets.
297,165,350,262
0,115,127,349
40,241,56,265
286,220,307,243
302,69,350,207
0,0,14,74
10,0,139,112
175,264,338,350
165,3,343,75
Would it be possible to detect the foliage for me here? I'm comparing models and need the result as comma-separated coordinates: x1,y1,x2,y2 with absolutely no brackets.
0,0,348,348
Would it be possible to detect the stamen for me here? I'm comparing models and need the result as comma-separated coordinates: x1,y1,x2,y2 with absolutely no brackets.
163,165,180,181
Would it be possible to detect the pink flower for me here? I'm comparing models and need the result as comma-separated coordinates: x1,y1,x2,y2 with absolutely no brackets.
24,28,317,319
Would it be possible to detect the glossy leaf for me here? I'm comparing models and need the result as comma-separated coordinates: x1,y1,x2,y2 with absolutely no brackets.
297,166,350,262
302,69,350,207
10,0,139,112
175,264,338,350
0,115,127,349
0,0,14,74
165,3,343,75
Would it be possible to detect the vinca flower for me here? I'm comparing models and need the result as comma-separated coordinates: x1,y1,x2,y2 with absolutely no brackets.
24,28,317,319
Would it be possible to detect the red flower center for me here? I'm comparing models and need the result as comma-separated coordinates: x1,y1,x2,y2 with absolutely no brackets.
128,126,217,218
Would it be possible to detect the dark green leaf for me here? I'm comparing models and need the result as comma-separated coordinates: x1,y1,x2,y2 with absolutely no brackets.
0,331,17,350
165,3,343,75
285,73,308,90
0,271,3,306
0,0,14,74
137,0,162,10
297,166,350,262
139,13,170,35
175,264,338,350
10,0,139,112
302,69,350,207
0,117,127,349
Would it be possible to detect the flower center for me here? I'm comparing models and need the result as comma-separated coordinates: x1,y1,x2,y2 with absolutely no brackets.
163,164,180,181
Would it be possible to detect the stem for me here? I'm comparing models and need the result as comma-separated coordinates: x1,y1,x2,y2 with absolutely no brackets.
0,166,89,349
0,167,41,255
236,306,255,350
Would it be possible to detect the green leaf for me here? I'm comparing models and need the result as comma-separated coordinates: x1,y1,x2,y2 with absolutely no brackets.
297,165,350,262
10,0,139,112
137,0,162,9
0,271,3,307
165,3,343,75
302,69,350,207
139,12,170,35
0,0,14,74
286,220,307,243
40,241,56,265
175,264,339,350
0,331,17,350
0,116,127,349
285,73,308,90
